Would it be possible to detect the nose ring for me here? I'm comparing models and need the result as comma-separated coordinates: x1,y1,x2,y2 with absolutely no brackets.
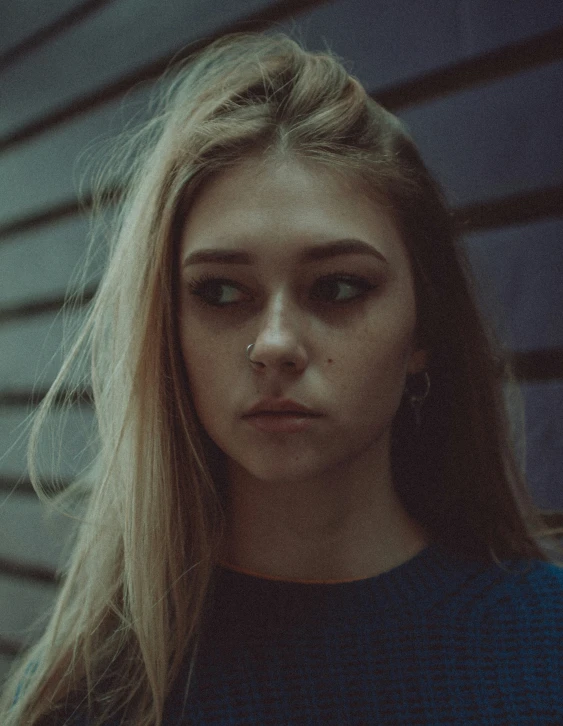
246,342,297,368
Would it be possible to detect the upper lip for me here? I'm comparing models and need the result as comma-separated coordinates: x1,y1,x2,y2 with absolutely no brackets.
243,399,322,416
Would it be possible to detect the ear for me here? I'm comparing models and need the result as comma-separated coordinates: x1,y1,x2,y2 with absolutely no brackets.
407,347,429,375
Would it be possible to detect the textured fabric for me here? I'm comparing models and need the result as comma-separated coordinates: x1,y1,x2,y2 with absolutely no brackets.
19,542,563,724
161,542,563,725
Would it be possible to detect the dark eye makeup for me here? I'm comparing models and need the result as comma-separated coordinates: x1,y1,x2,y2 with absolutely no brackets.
186,272,378,308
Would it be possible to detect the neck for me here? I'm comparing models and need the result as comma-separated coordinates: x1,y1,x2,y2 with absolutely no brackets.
220,448,429,582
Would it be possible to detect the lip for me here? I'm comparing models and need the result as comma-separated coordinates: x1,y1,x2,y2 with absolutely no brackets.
243,412,321,433
243,398,322,417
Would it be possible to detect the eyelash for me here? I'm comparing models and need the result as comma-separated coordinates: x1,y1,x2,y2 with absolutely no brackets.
186,272,378,308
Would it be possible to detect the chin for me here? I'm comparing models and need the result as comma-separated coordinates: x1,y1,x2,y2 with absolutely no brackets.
232,453,336,487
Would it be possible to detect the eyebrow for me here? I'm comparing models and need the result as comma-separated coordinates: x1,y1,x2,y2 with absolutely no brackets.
182,238,387,267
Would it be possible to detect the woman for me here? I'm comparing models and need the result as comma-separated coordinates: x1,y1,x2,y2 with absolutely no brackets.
2,31,562,726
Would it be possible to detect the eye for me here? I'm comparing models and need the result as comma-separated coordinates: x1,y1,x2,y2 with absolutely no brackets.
187,272,377,308
187,275,250,307
310,274,376,304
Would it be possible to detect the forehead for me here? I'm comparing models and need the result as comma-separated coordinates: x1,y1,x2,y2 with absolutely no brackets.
180,156,408,267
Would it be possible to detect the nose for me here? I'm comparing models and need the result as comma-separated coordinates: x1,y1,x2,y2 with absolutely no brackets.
246,291,308,373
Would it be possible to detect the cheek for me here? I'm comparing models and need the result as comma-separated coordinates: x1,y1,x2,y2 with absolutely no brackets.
180,327,226,418
323,317,416,409
184,348,222,393
328,310,415,373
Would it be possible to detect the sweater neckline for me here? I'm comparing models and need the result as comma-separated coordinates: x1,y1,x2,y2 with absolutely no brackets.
208,542,492,634
217,542,435,585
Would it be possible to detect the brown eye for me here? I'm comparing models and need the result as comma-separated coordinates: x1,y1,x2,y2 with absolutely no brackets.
187,276,249,306
310,275,375,304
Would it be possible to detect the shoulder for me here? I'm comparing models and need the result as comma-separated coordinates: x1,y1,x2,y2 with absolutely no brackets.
488,557,563,607
431,551,563,627
423,554,563,683
455,557,563,640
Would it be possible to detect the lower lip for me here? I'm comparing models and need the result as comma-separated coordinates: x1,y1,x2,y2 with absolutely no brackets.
244,413,321,433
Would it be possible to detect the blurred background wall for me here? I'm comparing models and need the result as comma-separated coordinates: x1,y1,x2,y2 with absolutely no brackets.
1,0,562,684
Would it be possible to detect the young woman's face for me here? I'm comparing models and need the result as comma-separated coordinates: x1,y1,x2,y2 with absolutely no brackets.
178,155,426,484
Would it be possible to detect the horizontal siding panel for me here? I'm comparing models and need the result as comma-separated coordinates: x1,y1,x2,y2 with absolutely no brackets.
0,406,96,480
0,491,77,572
0,576,58,650
399,59,563,206
0,0,282,139
0,0,87,57
278,0,563,94
462,218,563,352
521,381,563,509
0,83,153,228
278,0,465,91
461,0,563,56
0,308,89,390
0,213,106,310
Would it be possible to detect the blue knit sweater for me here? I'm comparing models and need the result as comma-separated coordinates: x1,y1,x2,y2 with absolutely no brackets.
161,542,563,725
17,542,563,724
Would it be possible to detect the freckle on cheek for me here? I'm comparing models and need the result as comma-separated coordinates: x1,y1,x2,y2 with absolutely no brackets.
327,359,333,364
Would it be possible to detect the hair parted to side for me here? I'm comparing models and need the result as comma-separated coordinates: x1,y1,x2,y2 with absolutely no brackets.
2,30,562,726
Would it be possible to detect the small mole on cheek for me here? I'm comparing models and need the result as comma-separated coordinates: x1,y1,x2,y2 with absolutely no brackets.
327,359,333,364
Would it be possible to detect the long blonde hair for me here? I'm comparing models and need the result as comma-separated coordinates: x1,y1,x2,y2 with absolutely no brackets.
2,31,562,726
